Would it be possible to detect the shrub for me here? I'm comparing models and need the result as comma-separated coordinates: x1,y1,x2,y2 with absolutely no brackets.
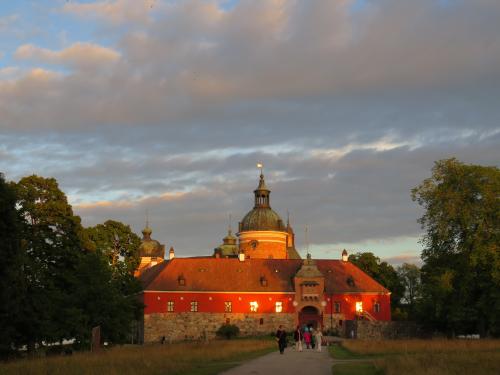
216,324,240,339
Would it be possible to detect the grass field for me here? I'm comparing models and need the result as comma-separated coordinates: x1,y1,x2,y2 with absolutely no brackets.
0,338,276,375
330,339,500,375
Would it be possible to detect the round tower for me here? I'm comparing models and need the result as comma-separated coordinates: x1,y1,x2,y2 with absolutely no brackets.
237,170,289,259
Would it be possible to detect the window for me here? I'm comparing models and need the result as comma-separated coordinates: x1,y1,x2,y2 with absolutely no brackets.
249,301,259,312
259,318,264,325
275,301,283,313
334,302,341,313
224,301,232,313
190,301,198,312
167,301,174,312
374,302,380,313
355,301,363,312
178,276,185,286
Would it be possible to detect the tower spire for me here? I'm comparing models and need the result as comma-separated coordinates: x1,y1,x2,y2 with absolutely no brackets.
254,163,270,208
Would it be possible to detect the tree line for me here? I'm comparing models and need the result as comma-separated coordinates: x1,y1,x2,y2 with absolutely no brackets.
0,174,143,358
349,158,499,337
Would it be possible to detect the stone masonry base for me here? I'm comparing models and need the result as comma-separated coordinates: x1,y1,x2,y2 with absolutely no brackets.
143,312,295,343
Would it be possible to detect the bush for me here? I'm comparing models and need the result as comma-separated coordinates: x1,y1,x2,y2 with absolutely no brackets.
216,324,240,339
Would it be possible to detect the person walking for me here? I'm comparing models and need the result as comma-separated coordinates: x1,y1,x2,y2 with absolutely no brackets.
310,327,315,349
315,329,323,352
275,325,287,354
303,327,311,349
293,325,303,352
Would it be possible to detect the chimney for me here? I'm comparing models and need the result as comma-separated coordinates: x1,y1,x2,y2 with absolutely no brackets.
342,249,348,262
169,246,175,260
238,252,245,262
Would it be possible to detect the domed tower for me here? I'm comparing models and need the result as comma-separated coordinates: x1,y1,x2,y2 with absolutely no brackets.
238,170,298,259
214,225,238,258
136,223,166,275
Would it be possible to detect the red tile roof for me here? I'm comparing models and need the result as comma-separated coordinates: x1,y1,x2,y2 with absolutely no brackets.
140,258,389,294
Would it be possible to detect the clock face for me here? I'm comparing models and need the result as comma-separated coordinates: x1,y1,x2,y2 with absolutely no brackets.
250,240,259,249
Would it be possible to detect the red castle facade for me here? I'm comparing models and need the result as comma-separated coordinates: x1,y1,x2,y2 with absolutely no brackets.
137,172,391,342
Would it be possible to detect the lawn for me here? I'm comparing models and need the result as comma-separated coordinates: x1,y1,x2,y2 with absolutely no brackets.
330,339,500,375
0,338,276,375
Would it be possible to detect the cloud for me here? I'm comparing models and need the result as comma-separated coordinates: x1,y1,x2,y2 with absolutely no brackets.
14,42,121,70
1,0,499,259
62,0,156,25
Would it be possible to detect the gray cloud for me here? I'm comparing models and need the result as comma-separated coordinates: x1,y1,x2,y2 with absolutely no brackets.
1,0,499,259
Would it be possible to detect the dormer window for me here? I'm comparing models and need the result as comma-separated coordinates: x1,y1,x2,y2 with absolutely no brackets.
260,276,268,287
178,275,186,286
346,276,355,287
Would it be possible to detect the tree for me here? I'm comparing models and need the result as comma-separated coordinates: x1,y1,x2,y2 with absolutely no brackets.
412,158,500,336
84,220,141,275
0,174,23,357
397,263,421,318
348,252,405,316
81,220,143,343
11,175,86,350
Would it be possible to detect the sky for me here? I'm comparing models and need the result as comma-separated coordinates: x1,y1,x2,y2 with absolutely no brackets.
1,0,499,265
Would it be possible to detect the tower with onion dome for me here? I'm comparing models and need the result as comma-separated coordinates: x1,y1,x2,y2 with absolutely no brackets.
237,166,301,259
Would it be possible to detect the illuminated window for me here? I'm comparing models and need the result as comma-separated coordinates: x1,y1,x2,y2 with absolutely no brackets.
224,301,232,313
355,301,363,313
250,301,259,312
334,302,341,313
167,301,174,312
190,301,198,312
374,302,380,313
275,301,283,313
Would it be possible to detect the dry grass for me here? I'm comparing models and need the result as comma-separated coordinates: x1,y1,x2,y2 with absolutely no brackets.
0,339,275,375
343,339,500,375
343,339,500,355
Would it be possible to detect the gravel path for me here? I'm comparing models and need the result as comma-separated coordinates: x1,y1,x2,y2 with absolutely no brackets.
219,346,333,375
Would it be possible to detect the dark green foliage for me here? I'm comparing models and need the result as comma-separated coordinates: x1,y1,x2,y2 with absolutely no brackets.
11,175,86,349
397,263,421,319
348,252,405,316
0,174,144,356
84,220,141,274
412,158,500,336
0,174,23,357
216,324,240,339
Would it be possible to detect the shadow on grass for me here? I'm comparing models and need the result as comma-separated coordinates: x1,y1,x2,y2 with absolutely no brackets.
185,346,276,375
329,343,383,375
332,363,382,375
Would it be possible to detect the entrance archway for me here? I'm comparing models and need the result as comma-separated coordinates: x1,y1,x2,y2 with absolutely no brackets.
298,306,322,329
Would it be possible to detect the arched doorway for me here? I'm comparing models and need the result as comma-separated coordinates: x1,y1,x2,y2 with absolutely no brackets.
299,306,322,329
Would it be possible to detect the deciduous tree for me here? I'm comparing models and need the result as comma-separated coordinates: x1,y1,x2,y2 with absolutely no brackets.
412,158,500,336
348,252,405,316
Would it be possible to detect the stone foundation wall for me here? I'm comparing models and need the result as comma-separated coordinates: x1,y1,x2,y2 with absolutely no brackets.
352,320,420,339
143,312,295,343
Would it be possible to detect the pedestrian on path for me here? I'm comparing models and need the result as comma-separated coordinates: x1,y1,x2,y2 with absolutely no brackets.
293,325,303,352
315,329,323,352
303,327,312,349
276,325,287,354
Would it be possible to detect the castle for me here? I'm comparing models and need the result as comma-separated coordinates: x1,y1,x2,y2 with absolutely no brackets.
137,171,391,342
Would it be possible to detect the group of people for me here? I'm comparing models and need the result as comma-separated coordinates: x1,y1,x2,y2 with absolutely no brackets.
275,324,324,354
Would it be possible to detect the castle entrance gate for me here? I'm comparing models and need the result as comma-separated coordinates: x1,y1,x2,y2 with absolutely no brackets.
299,306,322,329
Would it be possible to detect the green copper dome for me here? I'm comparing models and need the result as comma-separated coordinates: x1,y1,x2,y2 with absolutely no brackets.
240,207,285,231
139,225,165,257
239,172,285,232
